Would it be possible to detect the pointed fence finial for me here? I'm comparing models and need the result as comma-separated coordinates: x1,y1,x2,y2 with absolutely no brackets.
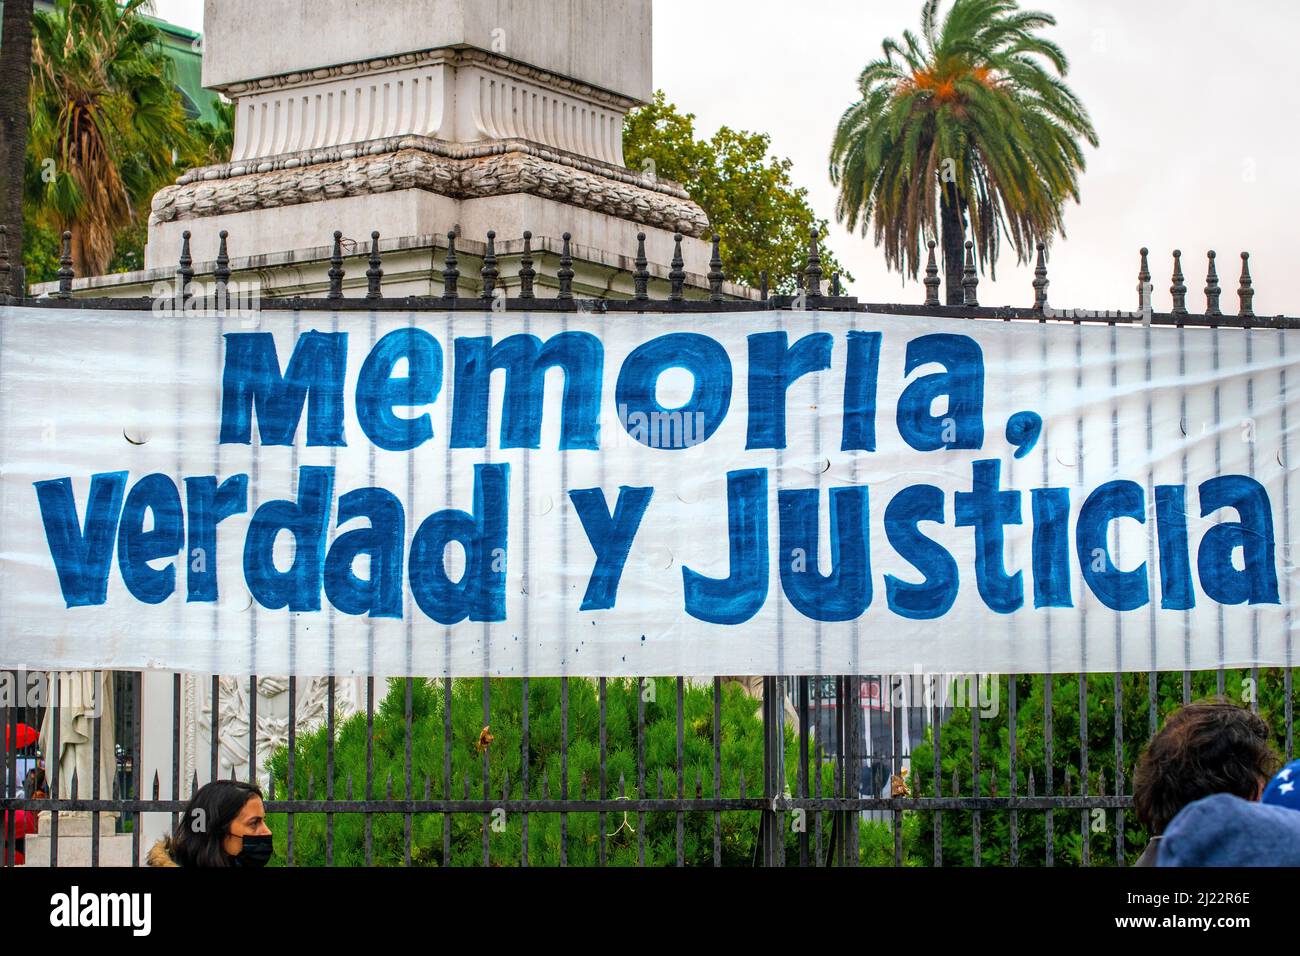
804,229,823,298
442,231,459,298
214,230,231,300
1170,249,1188,317
178,230,194,303
961,240,979,307
479,230,499,301
558,232,575,300
1032,241,1049,313
830,272,842,296
708,234,725,303
1204,250,1222,316
57,230,74,299
923,240,941,306
633,232,649,301
668,232,685,302
327,230,345,300
365,231,383,300
759,270,769,302
1137,247,1151,313
1238,251,1255,318
518,230,536,300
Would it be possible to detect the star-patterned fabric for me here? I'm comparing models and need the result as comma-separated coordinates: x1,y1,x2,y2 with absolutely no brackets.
1262,760,1300,810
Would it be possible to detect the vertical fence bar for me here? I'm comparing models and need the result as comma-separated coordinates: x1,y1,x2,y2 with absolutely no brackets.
442,676,452,864
326,676,335,867
286,676,296,865
1210,311,1226,697
598,677,607,867
482,677,491,867
781,677,791,867
210,676,220,783
169,674,179,840
2,697,13,868
637,677,646,866
714,677,723,867
49,675,61,867
365,676,374,866
798,676,809,868
404,677,412,866
971,682,980,867
521,676,529,867
893,675,904,867
132,671,142,866
560,676,568,866
91,679,102,867
1044,675,1054,866
1079,674,1089,866
932,671,942,867
676,676,685,867
1009,675,1018,866
1114,673,1125,865
813,680,823,865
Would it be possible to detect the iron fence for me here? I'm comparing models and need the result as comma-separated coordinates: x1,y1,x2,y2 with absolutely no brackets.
1,223,1298,867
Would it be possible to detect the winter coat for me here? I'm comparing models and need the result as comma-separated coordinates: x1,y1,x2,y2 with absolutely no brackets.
1157,793,1300,866
146,837,180,867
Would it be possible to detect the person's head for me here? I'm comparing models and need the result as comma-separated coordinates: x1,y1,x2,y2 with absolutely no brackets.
1134,699,1280,835
169,780,273,867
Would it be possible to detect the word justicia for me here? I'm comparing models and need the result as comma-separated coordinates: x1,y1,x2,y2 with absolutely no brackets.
31,326,1279,626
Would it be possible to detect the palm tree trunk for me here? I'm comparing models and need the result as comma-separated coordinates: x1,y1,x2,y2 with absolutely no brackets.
70,224,93,279
0,0,35,297
940,182,965,306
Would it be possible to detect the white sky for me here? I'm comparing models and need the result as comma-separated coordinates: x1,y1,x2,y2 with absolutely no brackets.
150,0,1300,314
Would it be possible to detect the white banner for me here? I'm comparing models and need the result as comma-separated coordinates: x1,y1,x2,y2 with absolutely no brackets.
0,304,1294,677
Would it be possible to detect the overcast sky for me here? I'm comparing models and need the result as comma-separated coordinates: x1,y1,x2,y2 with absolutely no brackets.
151,0,1300,315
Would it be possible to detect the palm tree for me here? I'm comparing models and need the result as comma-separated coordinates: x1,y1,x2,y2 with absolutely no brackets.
26,0,194,276
0,0,35,295
830,0,1098,305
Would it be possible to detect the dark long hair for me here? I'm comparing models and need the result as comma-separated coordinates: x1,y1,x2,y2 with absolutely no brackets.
168,780,264,868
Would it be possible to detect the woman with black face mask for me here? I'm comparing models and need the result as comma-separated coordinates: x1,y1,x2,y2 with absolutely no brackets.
147,780,274,867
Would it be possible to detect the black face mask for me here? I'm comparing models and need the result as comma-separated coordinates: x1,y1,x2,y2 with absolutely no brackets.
234,834,273,868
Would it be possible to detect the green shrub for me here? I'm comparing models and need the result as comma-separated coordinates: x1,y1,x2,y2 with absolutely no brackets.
909,669,1295,866
265,677,833,866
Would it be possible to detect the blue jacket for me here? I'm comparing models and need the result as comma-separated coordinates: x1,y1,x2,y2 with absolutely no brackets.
1157,793,1300,866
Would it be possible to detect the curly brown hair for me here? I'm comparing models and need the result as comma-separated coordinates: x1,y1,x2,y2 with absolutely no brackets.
1133,699,1280,835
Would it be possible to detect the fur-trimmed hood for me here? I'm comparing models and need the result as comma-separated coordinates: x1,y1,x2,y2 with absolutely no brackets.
146,837,180,867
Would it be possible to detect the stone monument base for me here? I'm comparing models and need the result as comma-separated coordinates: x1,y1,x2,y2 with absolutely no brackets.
23,811,133,867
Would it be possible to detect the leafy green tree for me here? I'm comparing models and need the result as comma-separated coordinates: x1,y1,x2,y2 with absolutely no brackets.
265,677,834,866
625,91,851,294
830,0,1098,304
19,215,59,288
908,669,1293,866
189,96,234,167
25,0,195,276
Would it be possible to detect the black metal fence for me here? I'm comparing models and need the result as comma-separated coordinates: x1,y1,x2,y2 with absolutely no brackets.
2,224,1298,868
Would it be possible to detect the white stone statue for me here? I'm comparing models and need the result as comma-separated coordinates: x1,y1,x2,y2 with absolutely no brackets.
36,671,119,836
199,676,365,789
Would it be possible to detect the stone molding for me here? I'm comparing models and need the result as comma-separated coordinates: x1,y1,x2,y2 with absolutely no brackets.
215,46,640,112
227,54,633,167
152,138,710,238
